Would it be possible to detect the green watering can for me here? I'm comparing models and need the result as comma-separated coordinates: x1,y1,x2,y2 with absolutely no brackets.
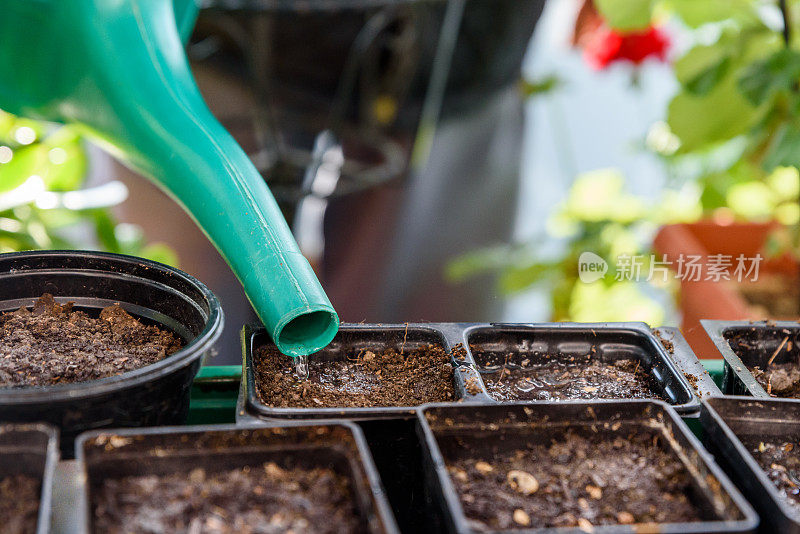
0,0,339,357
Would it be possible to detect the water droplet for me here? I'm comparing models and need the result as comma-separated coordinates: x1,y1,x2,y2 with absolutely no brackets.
295,354,309,380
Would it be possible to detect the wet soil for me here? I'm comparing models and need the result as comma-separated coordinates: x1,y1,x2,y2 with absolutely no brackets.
445,430,707,530
0,294,182,387
254,344,455,408
742,436,800,509
92,461,364,534
477,357,663,402
0,474,39,534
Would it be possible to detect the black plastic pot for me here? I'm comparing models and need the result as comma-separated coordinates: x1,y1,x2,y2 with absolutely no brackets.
702,320,800,397
0,251,223,455
74,422,398,533
0,423,58,534
701,396,800,534
418,400,758,534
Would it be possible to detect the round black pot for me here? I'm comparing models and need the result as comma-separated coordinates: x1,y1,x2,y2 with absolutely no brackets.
0,251,223,455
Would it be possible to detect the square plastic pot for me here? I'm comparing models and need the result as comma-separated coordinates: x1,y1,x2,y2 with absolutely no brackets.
239,322,485,423
74,422,398,533
417,400,757,533
701,396,800,533
463,322,702,414
0,424,58,534
702,320,800,397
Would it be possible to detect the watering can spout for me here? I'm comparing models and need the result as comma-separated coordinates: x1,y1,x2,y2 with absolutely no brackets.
0,0,339,356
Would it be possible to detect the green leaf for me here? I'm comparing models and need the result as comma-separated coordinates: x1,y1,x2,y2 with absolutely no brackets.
41,142,87,191
520,75,562,98
499,262,556,294
726,181,776,220
684,56,731,95
674,40,732,87
662,0,759,28
738,49,800,105
595,0,653,31
763,120,800,171
90,209,121,253
668,73,760,152
139,243,179,267
0,144,46,193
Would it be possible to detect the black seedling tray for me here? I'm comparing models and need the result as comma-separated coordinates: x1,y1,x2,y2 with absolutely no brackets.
239,322,702,420
418,400,757,534
74,422,398,534
701,396,800,533
702,320,800,397
0,251,223,456
239,322,705,533
0,424,58,534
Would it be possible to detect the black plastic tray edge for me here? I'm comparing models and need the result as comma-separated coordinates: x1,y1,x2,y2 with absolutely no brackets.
416,399,759,534
0,423,59,534
73,421,400,534
654,327,723,402
700,395,800,533
239,322,703,423
700,320,791,398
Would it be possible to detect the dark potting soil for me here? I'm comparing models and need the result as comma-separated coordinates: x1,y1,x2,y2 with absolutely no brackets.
254,344,455,408
92,461,364,534
742,436,800,509
0,474,40,534
445,430,707,530
0,294,182,387
477,357,663,402
751,363,800,397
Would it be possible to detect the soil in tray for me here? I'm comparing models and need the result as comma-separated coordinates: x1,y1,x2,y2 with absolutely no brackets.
254,344,455,408
92,461,364,534
741,435,800,509
0,294,182,387
750,363,800,397
444,430,709,530
0,474,39,534
476,355,664,402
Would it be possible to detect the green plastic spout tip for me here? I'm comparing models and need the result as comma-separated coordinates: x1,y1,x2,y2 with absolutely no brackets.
0,0,338,356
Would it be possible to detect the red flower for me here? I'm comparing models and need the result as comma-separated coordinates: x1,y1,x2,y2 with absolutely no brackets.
583,25,670,70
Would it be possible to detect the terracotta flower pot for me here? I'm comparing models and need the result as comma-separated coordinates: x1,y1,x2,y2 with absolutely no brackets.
653,221,798,358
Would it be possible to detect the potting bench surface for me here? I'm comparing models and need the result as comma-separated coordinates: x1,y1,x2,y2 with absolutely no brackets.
186,360,728,425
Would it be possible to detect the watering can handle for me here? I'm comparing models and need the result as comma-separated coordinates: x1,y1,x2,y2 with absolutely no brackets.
0,0,339,357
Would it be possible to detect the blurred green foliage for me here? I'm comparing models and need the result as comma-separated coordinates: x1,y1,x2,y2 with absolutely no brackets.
449,0,800,323
0,110,177,265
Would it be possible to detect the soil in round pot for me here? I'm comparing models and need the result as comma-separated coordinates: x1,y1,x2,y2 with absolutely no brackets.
0,474,39,534
92,461,362,534
0,294,183,387
444,430,713,530
254,343,455,408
